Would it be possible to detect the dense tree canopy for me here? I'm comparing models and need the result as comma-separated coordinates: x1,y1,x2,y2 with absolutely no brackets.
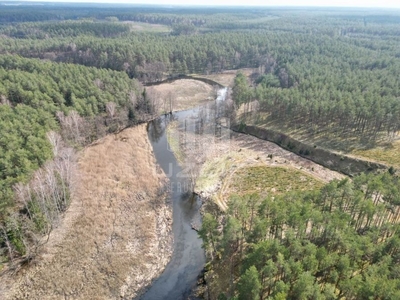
200,174,400,299
0,54,145,262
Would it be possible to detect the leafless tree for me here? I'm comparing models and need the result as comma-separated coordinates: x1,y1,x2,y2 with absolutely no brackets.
93,78,104,90
128,91,137,108
0,94,11,106
0,224,14,265
47,131,62,157
11,133,77,261
122,62,130,71
165,91,175,113
57,110,85,144
106,102,117,119
68,42,77,52
146,87,163,116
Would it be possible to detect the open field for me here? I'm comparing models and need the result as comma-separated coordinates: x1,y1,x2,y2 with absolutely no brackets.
243,111,399,167
150,79,215,113
228,165,324,196
123,21,171,33
351,139,400,167
1,125,172,300
194,68,254,87
196,131,343,210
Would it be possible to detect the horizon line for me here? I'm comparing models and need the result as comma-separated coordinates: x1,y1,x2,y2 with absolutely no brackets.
1,1,400,9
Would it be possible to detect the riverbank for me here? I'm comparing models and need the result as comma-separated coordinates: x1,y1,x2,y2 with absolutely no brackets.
165,119,344,211
1,125,172,300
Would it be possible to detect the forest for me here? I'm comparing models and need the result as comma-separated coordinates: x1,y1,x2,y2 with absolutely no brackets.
0,3,400,298
200,173,400,299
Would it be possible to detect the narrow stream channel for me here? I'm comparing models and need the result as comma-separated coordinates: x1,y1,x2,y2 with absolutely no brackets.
139,87,228,300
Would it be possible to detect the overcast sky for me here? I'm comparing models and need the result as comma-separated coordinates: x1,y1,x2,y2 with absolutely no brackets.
15,0,400,8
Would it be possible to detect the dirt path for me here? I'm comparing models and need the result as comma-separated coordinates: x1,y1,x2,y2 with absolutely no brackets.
1,125,172,300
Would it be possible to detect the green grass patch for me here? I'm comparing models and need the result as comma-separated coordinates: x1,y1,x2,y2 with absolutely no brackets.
197,153,240,192
230,165,323,196
352,140,400,167
166,121,185,164
251,113,387,153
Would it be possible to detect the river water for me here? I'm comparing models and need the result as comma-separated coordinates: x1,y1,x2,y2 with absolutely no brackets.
139,87,228,300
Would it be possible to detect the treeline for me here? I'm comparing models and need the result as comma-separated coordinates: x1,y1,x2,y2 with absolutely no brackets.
0,31,267,80
1,14,399,86
0,54,161,264
232,28,400,142
0,21,131,39
200,173,400,299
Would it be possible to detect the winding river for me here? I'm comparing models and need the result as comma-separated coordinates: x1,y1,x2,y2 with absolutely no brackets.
139,87,228,300
140,88,227,300
142,112,204,300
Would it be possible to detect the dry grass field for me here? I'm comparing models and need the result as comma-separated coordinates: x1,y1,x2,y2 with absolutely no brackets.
150,79,215,113
351,139,400,167
1,125,172,300
194,68,254,87
124,21,171,33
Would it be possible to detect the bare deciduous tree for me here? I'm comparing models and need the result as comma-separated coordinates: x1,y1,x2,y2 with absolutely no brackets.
0,224,14,264
47,131,62,157
10,133,77,261
68,42,77,52
146,87,163,116
0,94,11,106
165,91,175,114
57,110,85,144
129,91,137,108
106,102,117,119
93,78,104,90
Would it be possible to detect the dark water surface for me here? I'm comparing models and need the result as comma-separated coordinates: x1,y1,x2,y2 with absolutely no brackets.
139,87,228,300
139,110,206,300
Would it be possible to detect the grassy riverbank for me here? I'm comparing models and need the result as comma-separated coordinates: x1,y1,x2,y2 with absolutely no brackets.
1,125,172,300
165,117,343,211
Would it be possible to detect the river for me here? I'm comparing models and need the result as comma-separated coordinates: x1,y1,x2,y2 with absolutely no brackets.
139,88,228,300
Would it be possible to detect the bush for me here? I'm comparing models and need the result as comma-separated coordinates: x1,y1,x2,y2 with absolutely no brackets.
388,166,396,175
239,122,246,132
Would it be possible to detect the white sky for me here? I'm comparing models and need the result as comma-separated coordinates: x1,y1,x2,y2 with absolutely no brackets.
15,0,400,8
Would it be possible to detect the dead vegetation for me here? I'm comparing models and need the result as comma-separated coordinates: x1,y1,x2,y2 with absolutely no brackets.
166,117,343,211
196,131,344,211
351,139,400,167
195,68,254,87
1,125,172,300
150,79,215,112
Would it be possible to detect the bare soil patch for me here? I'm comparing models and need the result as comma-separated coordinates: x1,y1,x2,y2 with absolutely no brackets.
1,125,172,300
